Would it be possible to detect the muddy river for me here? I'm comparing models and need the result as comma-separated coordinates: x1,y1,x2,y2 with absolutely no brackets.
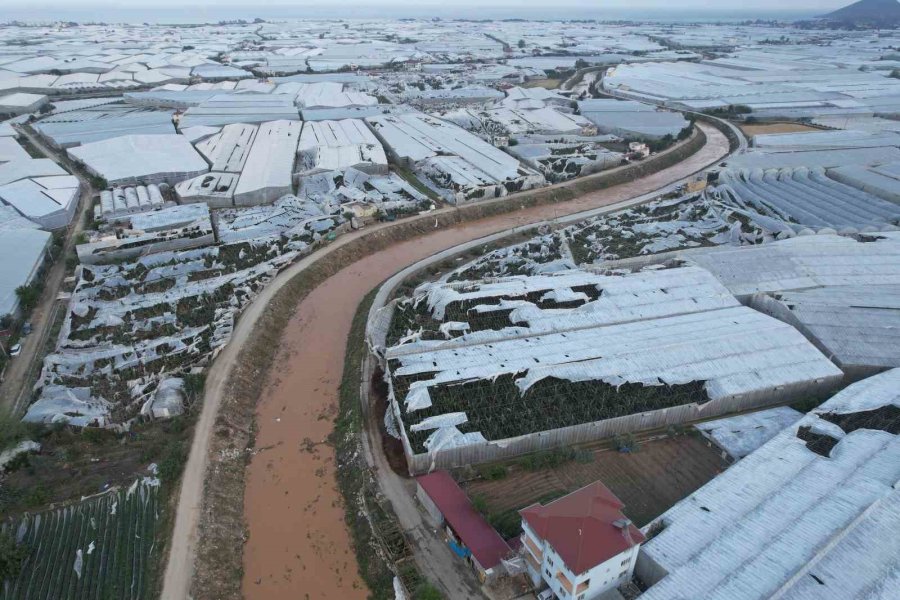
241,123,730,599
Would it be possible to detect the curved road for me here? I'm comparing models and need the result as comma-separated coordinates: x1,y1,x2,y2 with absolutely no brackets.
162,122,733,600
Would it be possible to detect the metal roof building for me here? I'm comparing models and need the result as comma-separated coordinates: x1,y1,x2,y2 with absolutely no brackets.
637,368,900,600
415,470,512,579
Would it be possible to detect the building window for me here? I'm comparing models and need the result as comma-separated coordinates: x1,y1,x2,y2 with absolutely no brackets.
621,558,630,566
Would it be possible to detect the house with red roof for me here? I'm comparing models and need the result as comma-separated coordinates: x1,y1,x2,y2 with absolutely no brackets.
415,470,513,582
519,481,645,600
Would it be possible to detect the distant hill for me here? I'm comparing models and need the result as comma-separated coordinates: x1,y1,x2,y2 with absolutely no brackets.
821,0,900,26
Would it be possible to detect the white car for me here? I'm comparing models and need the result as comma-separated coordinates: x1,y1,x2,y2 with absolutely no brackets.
9,343,21,357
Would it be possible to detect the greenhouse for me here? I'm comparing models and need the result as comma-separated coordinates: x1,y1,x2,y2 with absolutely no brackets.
714,167,900,233
376,267,842,472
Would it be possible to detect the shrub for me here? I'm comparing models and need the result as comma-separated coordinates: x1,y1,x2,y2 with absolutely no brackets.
477,464,508,480
414,582,444,600
613,433,639,453
0,532,29,582
82,427,114,445
158,441,187,485
518,448,576,471
23,485,49,507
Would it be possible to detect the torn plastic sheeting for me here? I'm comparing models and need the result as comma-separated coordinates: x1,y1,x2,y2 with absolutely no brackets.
514,363,692,395
424,425,487,453
410,411,468,432
384,406,401,439
539,288,589,304
802,418,846,442
404,382,432,411
469,299,532,314
438,321,470,338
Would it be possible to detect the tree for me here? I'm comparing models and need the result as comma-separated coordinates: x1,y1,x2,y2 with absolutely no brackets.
0,532,29,582
517,39,525,49
15,285,40,313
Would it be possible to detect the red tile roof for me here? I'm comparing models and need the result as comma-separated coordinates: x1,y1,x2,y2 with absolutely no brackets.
519,481,645,575
416,470,512,570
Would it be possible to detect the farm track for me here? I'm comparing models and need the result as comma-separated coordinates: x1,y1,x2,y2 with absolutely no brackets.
162,121,732,600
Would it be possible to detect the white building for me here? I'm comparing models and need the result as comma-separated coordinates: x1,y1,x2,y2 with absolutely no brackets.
520,481,644,600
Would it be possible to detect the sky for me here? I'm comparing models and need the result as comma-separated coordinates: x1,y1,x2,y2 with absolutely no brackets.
9,0,851,13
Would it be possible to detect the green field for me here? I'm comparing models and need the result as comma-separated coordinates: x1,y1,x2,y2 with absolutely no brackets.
2,479,161,600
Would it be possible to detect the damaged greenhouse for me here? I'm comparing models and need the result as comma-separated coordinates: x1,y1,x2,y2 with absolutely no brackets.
369,266,843,473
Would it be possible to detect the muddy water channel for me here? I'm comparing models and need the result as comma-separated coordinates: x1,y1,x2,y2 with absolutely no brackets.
241,124,729,599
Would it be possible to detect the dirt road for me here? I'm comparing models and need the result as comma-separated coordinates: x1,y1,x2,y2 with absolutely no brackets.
0,126,94,415
161,122,729,600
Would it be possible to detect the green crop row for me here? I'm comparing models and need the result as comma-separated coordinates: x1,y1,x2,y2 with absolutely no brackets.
1,480,160,600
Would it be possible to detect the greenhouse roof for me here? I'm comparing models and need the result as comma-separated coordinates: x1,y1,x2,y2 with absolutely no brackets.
386,267,842,449
696,406,802,459
639,368,900,600
763,285,900,372
68,134,209,184
685,234,900,297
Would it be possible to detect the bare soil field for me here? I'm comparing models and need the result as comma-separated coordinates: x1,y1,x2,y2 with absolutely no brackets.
740,122,822,137
523,78,562,89
463,435,728,527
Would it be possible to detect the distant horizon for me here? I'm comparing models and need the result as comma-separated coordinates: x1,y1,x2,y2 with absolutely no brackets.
0,4,834,26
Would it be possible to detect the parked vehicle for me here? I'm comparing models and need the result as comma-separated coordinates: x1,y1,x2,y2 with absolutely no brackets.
10,343,22,357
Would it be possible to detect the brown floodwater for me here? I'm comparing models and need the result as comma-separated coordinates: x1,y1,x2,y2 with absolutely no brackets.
241,124,729,599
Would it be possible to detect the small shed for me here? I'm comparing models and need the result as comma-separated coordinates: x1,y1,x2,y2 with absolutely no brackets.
416,470,512,582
